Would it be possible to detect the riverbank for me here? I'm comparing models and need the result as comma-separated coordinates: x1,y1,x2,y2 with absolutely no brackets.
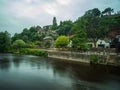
9,48,120,66
12,48,48,57
42,49,120,66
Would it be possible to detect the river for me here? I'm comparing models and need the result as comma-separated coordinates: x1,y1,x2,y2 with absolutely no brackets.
0,54,120,90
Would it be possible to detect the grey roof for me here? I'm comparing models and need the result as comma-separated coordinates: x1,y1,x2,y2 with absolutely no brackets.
43,36,53,40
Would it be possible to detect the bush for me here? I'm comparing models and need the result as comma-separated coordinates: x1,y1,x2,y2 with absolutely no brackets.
44,40,51,48
26,42,35,48
54,36,69,48
19,48,48,57
35,41,42,47
12,39,26,49
90,54,99,64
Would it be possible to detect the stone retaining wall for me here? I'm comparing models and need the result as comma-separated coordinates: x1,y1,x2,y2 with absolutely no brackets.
47,50,120,66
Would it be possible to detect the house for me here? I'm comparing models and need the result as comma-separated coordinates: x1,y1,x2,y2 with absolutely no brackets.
96,39,110,48
87,39,95,49
37,28,46,34
108,26,120,48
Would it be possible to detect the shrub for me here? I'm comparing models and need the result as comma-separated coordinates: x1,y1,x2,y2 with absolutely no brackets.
19,48,48,57
35,41,42,47
12,39,26,49
44,40,51,48
90,54,99,64
54,36,69,48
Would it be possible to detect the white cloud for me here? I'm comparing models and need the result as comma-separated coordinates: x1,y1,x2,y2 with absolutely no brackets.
7,0,44,19
56,0,72,5
7,0,75,19
43,2,59,16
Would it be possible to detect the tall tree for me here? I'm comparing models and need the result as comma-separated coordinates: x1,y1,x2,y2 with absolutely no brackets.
57,20,73,35
0,31,11,52
71,17,88,50
52,17,58,30
84,8,102,47
84,8,101,17
102,7,114,15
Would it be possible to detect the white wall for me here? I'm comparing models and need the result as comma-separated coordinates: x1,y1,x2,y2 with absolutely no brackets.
96,39,110,48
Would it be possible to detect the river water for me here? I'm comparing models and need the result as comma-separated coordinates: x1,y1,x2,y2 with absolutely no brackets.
0,54,120,90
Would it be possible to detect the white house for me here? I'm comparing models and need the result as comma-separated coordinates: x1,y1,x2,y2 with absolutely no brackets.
96,39,110,48
67,40,72,48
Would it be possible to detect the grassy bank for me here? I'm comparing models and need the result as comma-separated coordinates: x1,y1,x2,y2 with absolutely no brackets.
13,48,48,57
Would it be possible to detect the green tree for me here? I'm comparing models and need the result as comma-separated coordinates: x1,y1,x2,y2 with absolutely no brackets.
86,16,100,46
54,36,69,48
12,39,26,49
84,8,102,46
84,8,101,17
72,31,88,50
102,7,114,15
12,33,21,43
71,17,88,50
52,17,58,30
0,31,11,52
12,26,45,43
57,20,73,35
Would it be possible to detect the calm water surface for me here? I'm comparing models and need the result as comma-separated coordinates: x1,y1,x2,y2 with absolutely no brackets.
0,54,120,90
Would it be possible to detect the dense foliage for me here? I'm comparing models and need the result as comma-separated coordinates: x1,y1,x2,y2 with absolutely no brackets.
57,20,73,35
12,26,44,43
52,17,58,30
71,17,88,50
0,31,11,52
19,48,48,57
54,36,69,48
1,7,120,53
72,8,120,47
12,39,26,49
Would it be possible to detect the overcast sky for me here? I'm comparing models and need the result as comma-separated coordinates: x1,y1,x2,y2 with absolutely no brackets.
0,0,120,35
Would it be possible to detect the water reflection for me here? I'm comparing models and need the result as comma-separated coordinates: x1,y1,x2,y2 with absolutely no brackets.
48,59,120,90
12,57,22,68
0,54,120,90
0,58,11,71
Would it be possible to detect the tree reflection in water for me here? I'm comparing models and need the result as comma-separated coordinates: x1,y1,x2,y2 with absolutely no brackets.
0,54,120,90
0,56,11,71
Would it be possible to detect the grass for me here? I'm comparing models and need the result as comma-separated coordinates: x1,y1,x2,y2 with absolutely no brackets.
13,48,48,57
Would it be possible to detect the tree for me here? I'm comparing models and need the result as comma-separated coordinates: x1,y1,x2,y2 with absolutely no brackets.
12,39,26,49
0,31,11,52
86,16,101,46
52,17,58,30
12,26,45,43
57,20,73,35
84,8,102,47
84,8,101,17
71,17,88,50
92,8,101,16
54,36,69,48
12,33,21,43
72,30,88,50
102,7,114,15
